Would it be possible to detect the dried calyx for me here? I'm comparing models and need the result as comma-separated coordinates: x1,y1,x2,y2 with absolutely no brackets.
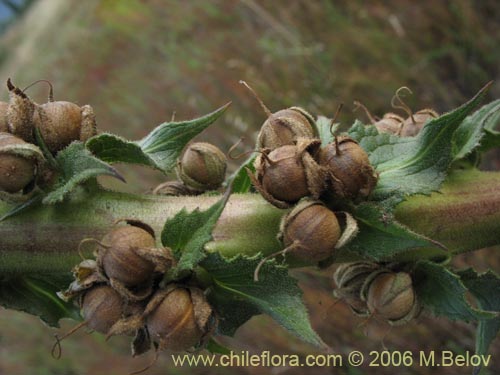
278,199,341,263
7,78,97,153
391,87,438,137
362,270,420,325
176,142,227,191
0,101,8,132
144,285,216,352
96,220,174,301
248,138,326,208
319,136,378,201
0,132,41,195
240,80,315,150
333,262,380,316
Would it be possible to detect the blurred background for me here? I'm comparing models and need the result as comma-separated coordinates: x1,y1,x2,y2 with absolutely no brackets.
0,0,498,374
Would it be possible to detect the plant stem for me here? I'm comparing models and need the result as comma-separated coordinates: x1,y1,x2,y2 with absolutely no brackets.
0,169,499,275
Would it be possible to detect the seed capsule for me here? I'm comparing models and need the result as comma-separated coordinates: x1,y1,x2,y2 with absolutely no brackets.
177,142,227,191
257,107,316,150
374,113,404,135
319,136,378,201
399,109,439,137
249,138,326,208
333,262,379,315
81,285,124,334
6,79,97,153
279,200,341,263
0,132,37,193
365,271,418,324
145,286,215,352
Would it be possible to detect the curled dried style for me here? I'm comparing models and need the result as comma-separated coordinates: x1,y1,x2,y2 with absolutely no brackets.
390,86,438,137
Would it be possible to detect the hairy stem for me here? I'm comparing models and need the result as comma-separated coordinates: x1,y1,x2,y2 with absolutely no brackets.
0,169,499,275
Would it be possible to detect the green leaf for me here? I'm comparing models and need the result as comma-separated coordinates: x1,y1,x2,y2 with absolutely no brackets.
43,142,124,204
453,99,500,160
201,252,326,348
413,261,496,323
340,203,445,260
458,268,500,368
206,338,231,354
315,116,338,146
349,83,491,203
227,154,256,193
0,273,80,327
33,127,58,169
162,188,231,276
87,103,231,174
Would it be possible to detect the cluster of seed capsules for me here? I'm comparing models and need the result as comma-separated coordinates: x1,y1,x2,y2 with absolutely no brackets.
56,220,216,364
240,82,435,322
0,79,97,198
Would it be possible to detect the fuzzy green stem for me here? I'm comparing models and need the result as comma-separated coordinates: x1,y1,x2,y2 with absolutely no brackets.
0,169,499,275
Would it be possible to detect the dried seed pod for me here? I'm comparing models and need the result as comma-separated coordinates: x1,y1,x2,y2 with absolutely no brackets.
374,113,404,135
7,79,97,153
0,132,38,193
365,271,419,324
97,221,174,301
249,138,326,208
278,200,341,263
390,87,438,137
152,180,202,196
240,81,315,149
257,107,316,150
353,101,404,135
145,285,215,352
319,136,378,200
80,285,125,334
333,262,380,315
176,142,227,191
0,101,9,133
399,109,439,137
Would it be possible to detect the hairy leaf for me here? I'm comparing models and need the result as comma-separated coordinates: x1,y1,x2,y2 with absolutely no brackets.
0,273,80,327
43,142,124,204
349,83,491,203
162,189,231,276
458,268,500,372
87,103,230,173
341,203,445,260
413,261,496,323
202,253,326,348
453,99,500,160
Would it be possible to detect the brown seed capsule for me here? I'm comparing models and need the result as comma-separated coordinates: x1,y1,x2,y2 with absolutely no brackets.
81,285,124,334
366,272,417,323
33,101,97,152
399,109,439,137
333,262,379,315
0,132,37,193
7,79,97,153
257,107,316,150
249,138,326,208
319,136,378,201
145,286,215,352
374,113,404,135
176,142,227,191
354,101,404,135
100,225,157,287
279,200,341,263
240,80,315,150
